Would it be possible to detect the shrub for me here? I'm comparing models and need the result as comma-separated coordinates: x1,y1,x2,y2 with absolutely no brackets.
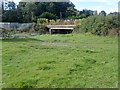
56,19,62,23
73,25,81,33
32,18,49,34
18,25,32,33
74,14,118,36
37,18,48,24
49,19,55,22
2,28,14,37
32,23,47,34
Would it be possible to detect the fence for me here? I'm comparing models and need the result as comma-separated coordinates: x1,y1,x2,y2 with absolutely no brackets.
0,22,32,30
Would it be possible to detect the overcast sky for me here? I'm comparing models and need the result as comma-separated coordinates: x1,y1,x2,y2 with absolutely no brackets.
9,0,119,14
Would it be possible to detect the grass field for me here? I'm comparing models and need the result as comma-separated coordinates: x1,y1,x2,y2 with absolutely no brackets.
2,34,118,88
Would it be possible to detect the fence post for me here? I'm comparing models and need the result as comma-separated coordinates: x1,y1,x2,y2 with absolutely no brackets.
49,28,52,34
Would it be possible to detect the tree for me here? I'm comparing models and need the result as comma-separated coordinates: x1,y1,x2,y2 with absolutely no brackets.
23,2,37,22
108,12,118,15
2,10,18,22
3,1,99,23
39,12,57,20
17,2,27,23
2,1,18,22
66,7,77,18
35,2,47,16
5,1,16,10
99,10,106,16
93,10,98,15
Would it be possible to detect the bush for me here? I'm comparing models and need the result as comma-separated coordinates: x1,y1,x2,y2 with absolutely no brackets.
74,14,118,36
49,19,55,22
32,18,48,34
37,18,48,24
73,25,81,33
2,28,15,37
56,19,62,23
32,23,47,34
18,26,32,33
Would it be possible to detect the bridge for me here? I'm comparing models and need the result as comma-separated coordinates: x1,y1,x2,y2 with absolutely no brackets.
46,25,76,34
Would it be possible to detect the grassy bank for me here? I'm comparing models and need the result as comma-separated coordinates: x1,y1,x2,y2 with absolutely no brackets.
2,34,118,88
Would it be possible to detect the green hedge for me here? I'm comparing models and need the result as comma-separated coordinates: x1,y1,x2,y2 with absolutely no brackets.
73,14,118,36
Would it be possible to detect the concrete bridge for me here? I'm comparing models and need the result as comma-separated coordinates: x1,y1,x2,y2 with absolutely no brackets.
46,25,76,34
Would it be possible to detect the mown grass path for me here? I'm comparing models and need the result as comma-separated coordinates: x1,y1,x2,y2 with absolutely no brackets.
2,34,118,88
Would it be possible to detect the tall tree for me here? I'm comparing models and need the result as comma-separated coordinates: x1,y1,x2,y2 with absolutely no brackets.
5,1,16,10
17,2,76,22
2,1,18,22
99,10,106,16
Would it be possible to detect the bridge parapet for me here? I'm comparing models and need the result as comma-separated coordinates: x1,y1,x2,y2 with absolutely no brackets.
47,25,76,29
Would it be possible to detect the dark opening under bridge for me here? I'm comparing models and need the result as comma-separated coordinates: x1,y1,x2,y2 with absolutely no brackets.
46,25,76,34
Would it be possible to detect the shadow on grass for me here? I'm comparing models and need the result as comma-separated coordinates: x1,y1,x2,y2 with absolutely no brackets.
1,38,43,42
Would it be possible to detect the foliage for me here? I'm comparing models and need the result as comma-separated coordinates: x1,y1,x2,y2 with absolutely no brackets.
2,1,101,22
56,19,62,23
99,10,106,16
31,18,49,34
2,28,13,37
4,1,16,10
66,7,78,18
18,25,32,33
23,2,37,22
32,21,47,34
2,1,18,22
39,12,57,20
2,10,18,22
1,25,33,38
2,2,76,22
66,9,95,19
74,14,119,36
80,9,94,17
49,20,55,22
37,18,48,24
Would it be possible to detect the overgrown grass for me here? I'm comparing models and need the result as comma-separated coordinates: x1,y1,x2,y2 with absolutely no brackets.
2,34,118,88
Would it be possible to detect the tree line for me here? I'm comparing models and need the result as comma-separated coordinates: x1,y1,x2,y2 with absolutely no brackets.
2,1,110,23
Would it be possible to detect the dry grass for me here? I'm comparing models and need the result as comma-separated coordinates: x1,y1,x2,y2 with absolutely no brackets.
48,20,80,25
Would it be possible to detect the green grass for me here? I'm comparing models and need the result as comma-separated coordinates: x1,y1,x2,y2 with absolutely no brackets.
2,34,118,88
0,38,2,90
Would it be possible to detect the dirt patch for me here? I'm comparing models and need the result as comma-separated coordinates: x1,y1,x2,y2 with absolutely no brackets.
107,28,119,37
40,42,68,46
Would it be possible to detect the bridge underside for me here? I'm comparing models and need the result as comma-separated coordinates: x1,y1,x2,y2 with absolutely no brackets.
49,28,73,34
